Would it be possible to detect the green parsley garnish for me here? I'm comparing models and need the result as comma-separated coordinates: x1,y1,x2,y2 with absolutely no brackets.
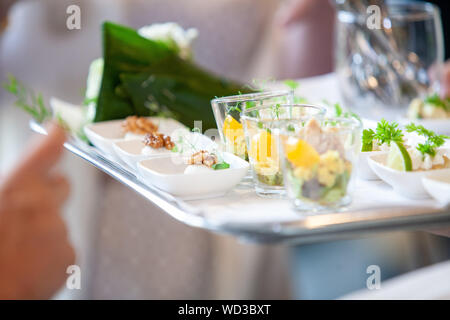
334,103,343,117
361,119,404,152
287,124,295,132
374,119,404,146
405,123,449,157
283,79,299,90
212,162,230,170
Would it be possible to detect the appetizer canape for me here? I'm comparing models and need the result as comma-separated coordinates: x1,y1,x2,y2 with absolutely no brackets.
141,131,175,155
184,150,230,174
281,117,360,210
385,123,449,172
407,94,450,120
137,151,248,200
121,116,159,139
368,123,450,199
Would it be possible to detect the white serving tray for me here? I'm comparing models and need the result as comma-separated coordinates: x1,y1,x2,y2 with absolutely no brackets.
30,120,450,244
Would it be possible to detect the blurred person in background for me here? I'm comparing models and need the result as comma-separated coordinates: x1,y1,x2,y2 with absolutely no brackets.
276,0,450,299
1,0,450,300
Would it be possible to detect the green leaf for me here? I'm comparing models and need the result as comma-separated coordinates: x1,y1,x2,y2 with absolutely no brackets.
212,162,230,170
334,103,343,117
405,122,449,157
95,22,253,128
374,119,403,146
283,79,299,90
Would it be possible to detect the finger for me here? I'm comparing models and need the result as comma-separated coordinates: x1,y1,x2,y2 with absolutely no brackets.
47,173,70,206
440,61,450,99
276,0,316,27
8,122,66,181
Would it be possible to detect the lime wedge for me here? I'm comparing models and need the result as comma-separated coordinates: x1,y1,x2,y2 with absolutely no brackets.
386,141,412,172
361,142,373,152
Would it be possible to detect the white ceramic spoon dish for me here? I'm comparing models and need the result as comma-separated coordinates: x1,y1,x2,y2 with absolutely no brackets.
368,152,450,199
137,152,249,200
422,172,450,206
84,117,185,156
113,131,214,170
357,151,383,180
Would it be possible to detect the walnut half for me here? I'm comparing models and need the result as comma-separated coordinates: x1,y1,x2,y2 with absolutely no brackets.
121,116,158,135
143,132,175,150
186,150,218,168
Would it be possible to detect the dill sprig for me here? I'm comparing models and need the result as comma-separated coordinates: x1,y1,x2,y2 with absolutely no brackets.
2,74,51,123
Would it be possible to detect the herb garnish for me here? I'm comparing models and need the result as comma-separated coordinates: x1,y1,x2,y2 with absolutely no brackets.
361,119,403,151
212,162,230,170
283,79,299,90
405,123,449,157
424,93,450,112
3,74,51,123
374,119,404,145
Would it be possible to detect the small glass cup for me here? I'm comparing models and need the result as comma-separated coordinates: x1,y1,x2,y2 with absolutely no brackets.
211,91,294,186
241,104,326,198
280,116,361,212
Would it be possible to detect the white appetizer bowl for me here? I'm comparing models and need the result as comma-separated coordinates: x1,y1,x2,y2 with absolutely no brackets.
422,172,450,206
113,140,172,170
357,151,382,180
113,132,213,171
368,152,450,199
137,152,250,200
84,117,185,156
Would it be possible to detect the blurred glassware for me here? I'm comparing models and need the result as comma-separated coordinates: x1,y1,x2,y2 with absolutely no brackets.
211,90,293,187
335,0,444,120
241,104,326,198
280,116,361,212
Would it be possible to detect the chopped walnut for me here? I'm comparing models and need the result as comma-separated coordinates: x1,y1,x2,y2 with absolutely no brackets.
143,132,175,150
163,135,175,150
121,116,158,135
186,150,218,168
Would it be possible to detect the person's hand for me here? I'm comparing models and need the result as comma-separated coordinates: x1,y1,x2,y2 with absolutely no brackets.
272,0,335,78
0,122,75,299
440,60,450,99
275,0,326,27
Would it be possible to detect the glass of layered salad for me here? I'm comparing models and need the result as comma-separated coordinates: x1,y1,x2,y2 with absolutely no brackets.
280,117,361,211
211,91,294,186
241,104,326,197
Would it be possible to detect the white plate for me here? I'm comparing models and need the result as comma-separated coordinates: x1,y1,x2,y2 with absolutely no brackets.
137,153,250,200
84,117,185,156
368,152,450,199
113,132,214,171
357,151,382,180
422,172,450,206
399,117,450,135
